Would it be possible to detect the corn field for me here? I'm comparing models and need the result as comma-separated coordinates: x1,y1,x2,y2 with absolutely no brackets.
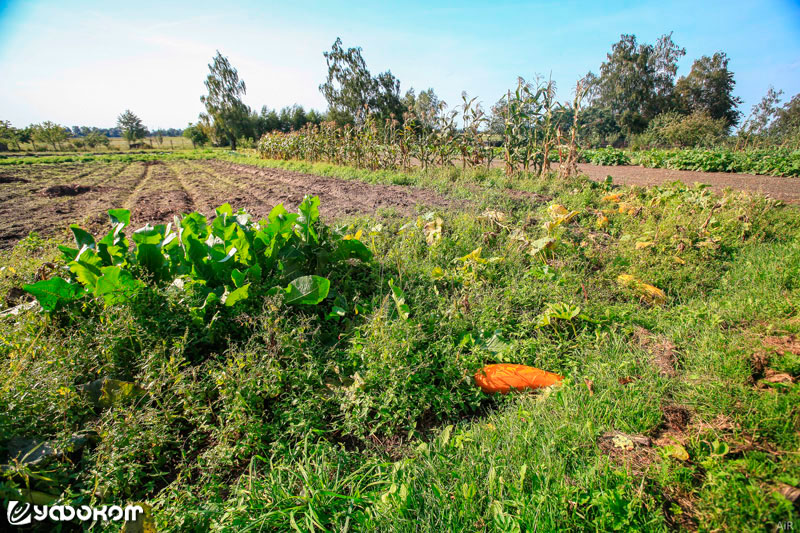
258,79,586,177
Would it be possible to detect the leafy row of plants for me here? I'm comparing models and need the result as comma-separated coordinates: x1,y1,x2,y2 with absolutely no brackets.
580,147,632,166
580,146,800,176
22,196,373,321
630,147,800,176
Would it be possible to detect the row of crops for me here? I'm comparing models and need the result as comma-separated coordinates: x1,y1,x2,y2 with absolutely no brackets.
581,147,800,177
258,79,583,178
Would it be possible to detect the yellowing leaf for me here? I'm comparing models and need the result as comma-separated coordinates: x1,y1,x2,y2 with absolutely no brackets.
479,210,508,224
431,266,444,279
459,247,485,264
672,256,686,265
612,434,634,450
603,193,623,202
596,214,609,228
423,217,443,246
617,274,666,305
548,204,569,218
635,241,654,250
663,444,690,461
641,283,666,305
529,237,555,256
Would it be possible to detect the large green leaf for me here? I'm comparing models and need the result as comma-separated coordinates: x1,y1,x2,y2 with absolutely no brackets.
225,283,250,307
180,212,209,244
108,208,130,227
189,290,221,326
94,266,145,306
70,225,96,250
184,235,213,281
58,245,80,262
23,277,82,311
136,244,166,280
131,225,166,246
231,268,247,288
69,259,102,290
296,195,320,244
329,239,373,263
284,275,330,305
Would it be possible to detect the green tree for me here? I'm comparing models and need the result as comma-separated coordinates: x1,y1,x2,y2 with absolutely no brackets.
771,92,800,145
20,125,36,150
674,52,742,129
85,130,110,148
33,121,70,151
200,51,250,150
0,120,21,151
117,110,147,147
404,88,442,131
319,37,403,125
741,86,783,137
592,33,686,134
183,123,209,148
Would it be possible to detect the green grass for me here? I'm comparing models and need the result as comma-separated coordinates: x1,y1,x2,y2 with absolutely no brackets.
1,154,799,531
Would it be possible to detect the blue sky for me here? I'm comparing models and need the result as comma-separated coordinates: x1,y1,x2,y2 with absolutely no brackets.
1,0,798,129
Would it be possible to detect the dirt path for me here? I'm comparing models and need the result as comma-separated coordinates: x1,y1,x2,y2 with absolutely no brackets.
577,163,800,204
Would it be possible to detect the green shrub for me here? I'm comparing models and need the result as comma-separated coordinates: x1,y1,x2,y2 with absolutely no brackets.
581,147,631,166
630,111,727,149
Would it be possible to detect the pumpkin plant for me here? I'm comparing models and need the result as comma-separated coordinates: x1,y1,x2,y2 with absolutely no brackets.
23,196,373,323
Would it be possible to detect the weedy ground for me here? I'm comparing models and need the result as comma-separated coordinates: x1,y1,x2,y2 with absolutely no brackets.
1,154,799,531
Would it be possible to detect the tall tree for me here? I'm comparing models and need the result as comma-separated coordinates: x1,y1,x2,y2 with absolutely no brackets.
741,86,783,136
200,51,249,150
403,88,442,130
117,110,147,147
319,38,404,125
675,52,742,128
771,92,800,143
594,33,686,134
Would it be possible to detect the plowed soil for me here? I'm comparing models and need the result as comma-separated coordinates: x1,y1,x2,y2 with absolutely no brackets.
0,160,457,249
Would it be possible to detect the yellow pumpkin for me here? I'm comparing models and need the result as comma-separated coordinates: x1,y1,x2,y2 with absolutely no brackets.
474,364,563,394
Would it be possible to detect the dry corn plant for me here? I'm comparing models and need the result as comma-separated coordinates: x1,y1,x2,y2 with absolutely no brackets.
558,79,588,179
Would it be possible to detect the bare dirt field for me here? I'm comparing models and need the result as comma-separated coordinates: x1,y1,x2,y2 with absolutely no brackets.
0,160,455,249
577,163,800,204
2,158,796,249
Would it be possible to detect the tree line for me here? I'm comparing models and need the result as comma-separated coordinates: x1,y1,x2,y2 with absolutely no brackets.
2,33,798,152
194,34,799,152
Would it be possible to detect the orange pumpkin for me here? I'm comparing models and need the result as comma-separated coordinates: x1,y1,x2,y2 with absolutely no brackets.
474,364,563,394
